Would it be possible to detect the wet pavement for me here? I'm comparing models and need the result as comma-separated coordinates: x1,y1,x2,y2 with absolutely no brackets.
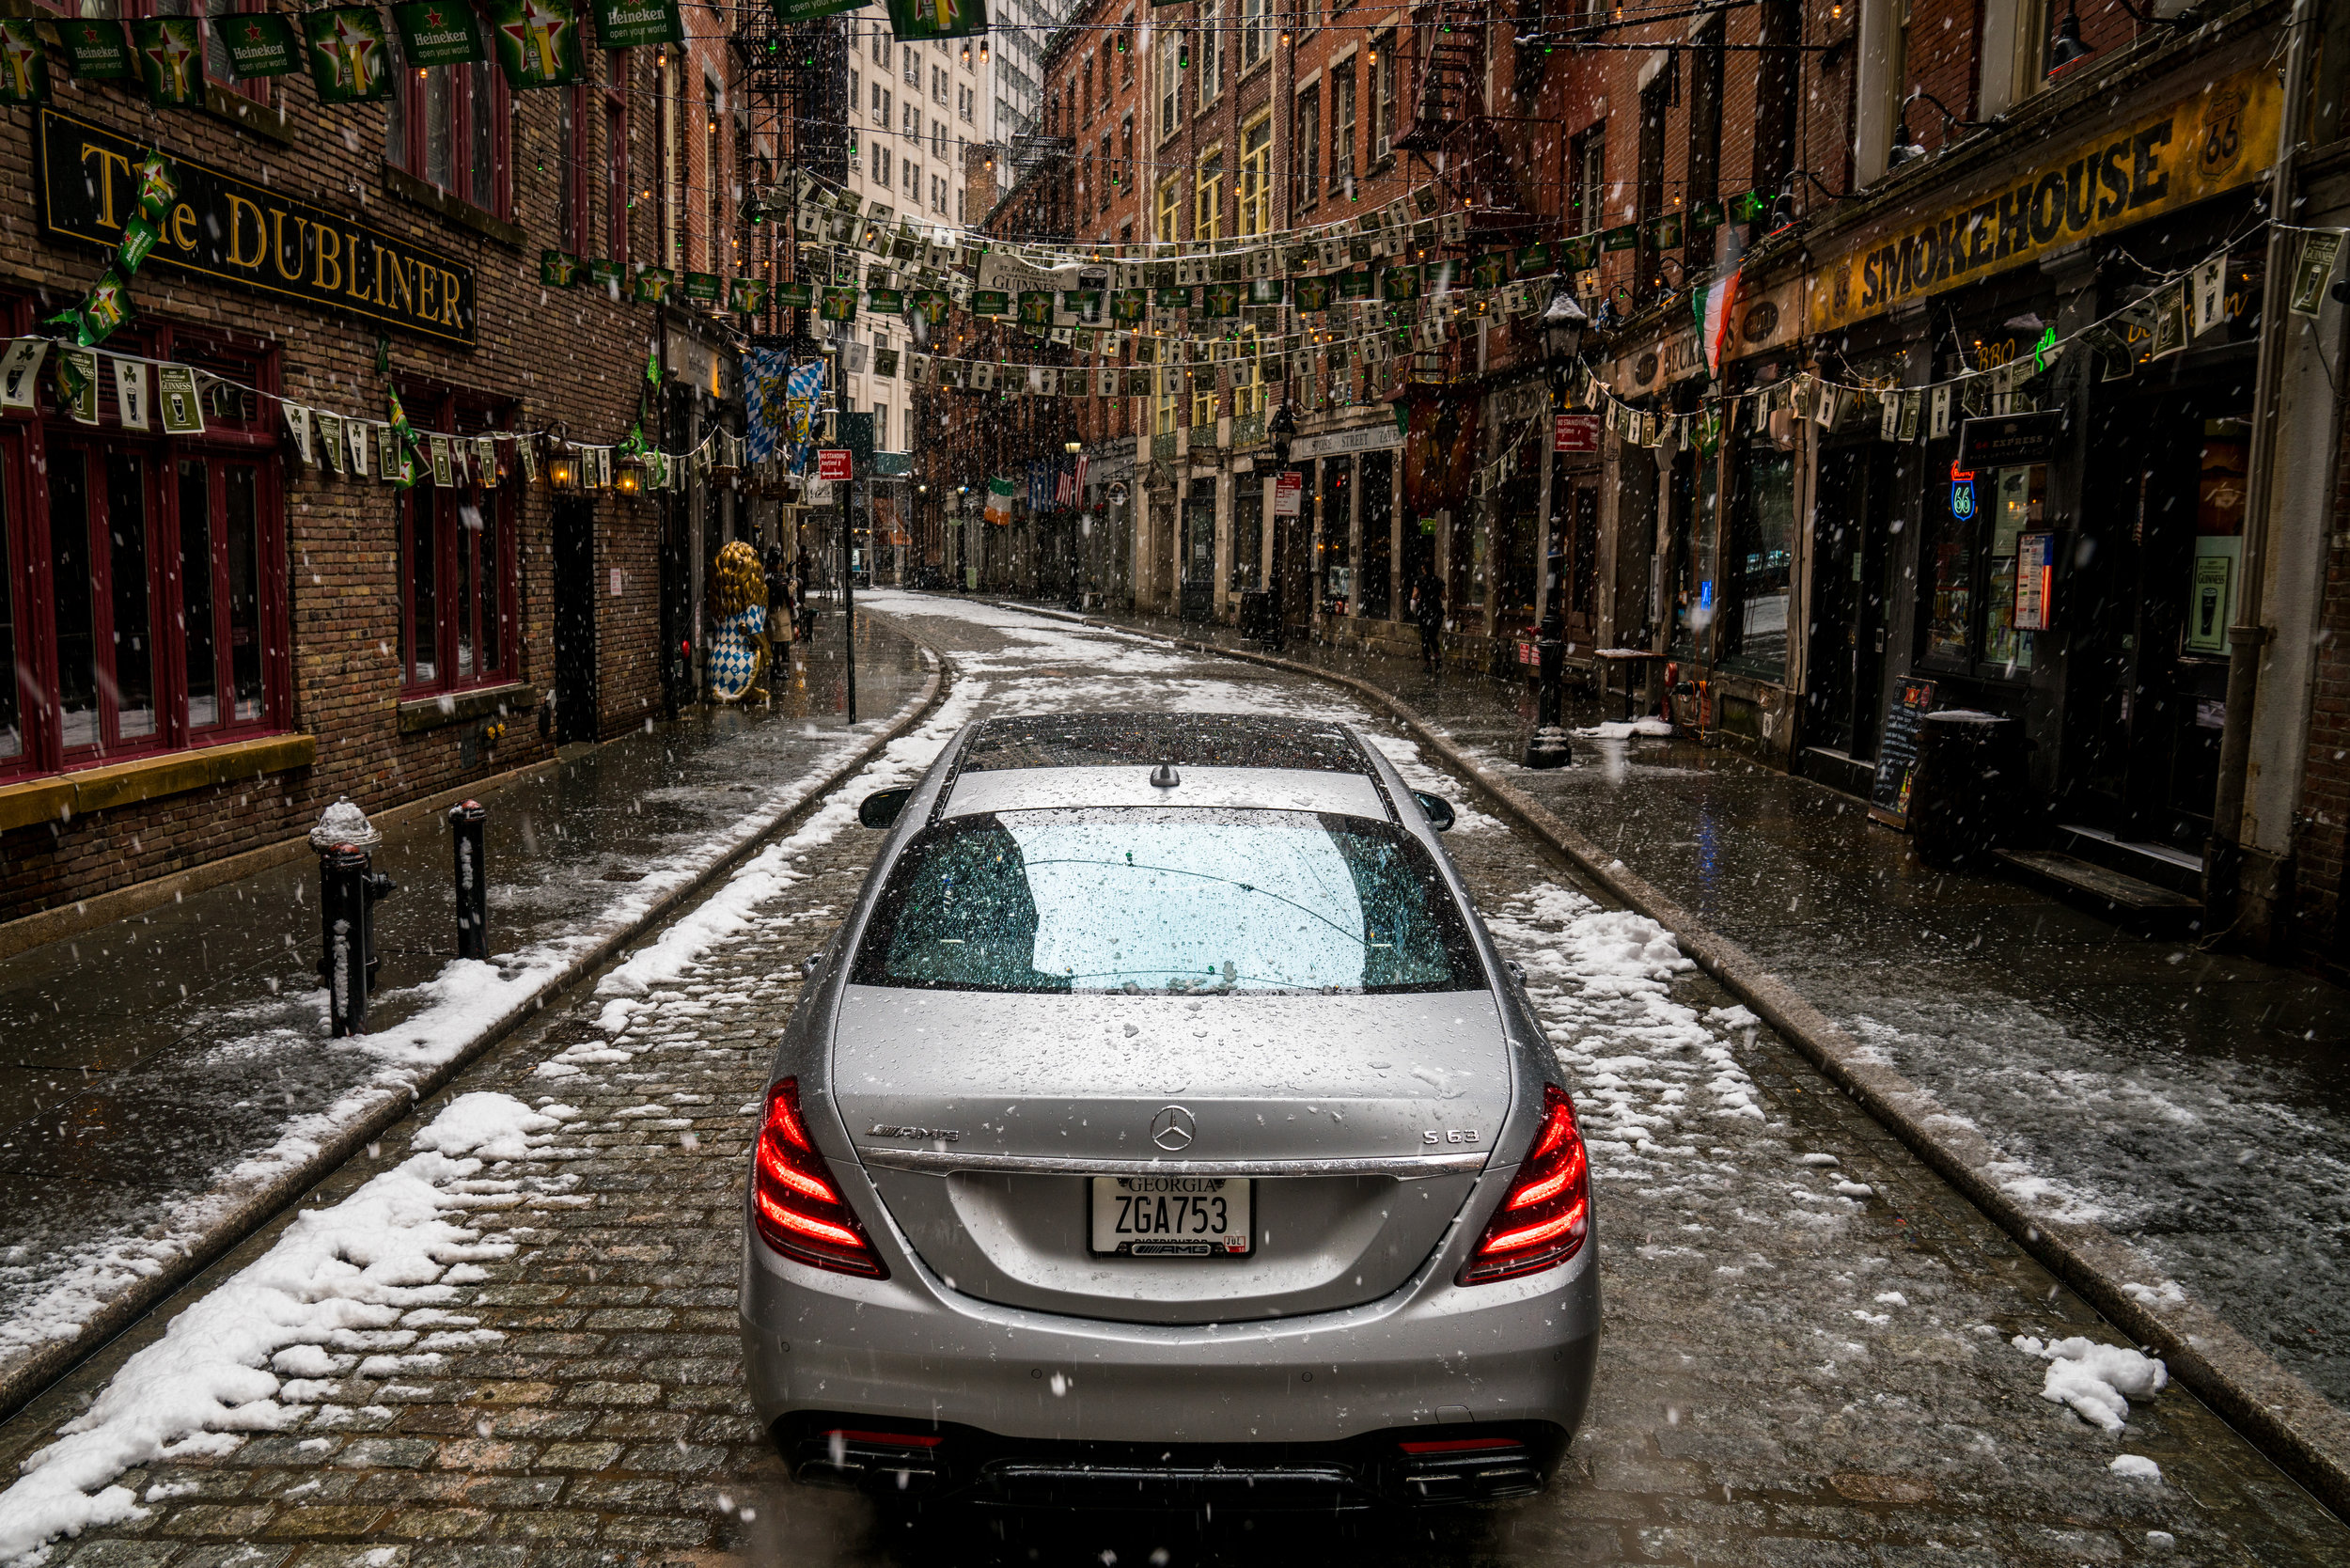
0,615,928,1388
988,595,2350,1413
0,592,2340,1566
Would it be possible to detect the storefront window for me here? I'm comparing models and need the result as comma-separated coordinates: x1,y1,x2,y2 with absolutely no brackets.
1230,487,1261,589
398,418,514,694
1721,440,1793,681
8,413,281,774
1924,461,2044,675
1982,465,2043,672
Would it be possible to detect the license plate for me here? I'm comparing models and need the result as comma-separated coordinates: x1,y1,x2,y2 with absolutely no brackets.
1089,1176,1253,1257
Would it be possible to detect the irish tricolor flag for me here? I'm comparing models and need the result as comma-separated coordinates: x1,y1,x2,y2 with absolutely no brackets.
1694,227,1746,377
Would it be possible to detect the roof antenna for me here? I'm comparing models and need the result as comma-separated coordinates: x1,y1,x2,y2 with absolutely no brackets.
1150,760,1181,789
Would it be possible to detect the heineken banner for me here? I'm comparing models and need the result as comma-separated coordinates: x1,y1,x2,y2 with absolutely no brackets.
57,19,133,81
0,20,50,102
220,13,300,78
970,288,1008,317
818,287,855,322
771,0,861,22
773,279,811,309
682,270,721,305
728,276,769,314
540,249,580,287
586,259,625,292
631,265,674,304
884,0,985,42
304,8,394,103
484,0,584,88
590,0,682,47
867,286,903,315
392,0,488,66
1110,288,1147,322
128,17,206,104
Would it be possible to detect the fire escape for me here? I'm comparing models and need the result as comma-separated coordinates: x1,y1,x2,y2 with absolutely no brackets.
735,8,850,347
1394,0,1490,153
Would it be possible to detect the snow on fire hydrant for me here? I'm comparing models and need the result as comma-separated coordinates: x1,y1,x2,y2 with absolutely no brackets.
310,796,397,1038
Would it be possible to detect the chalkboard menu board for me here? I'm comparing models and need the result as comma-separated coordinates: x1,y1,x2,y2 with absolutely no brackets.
1868,678,1938,829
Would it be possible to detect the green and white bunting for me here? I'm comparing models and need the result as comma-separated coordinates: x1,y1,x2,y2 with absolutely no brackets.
483,0,584,88
57,19,133,81
220,12,301,78
884,0,985,40
129,17,206,105
392,0,488,66
590,0,681,48
304,8,394,103
0,20,50,102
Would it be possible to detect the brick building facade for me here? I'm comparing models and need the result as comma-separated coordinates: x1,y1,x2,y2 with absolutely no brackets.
0,20,752,935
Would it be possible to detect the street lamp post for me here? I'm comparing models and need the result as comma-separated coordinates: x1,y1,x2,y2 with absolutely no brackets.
1525,290,1589,770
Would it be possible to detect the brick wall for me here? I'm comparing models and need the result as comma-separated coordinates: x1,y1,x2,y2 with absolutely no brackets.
0,50,714,925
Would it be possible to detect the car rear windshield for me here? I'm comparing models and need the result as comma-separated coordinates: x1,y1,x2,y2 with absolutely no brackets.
850,808,1483,995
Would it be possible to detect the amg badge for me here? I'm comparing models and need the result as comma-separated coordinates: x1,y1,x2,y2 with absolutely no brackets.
870,1123,962,1142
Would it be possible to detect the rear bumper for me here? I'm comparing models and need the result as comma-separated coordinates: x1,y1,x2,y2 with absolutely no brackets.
737,1217,1600,1450
770,1415,1574,1510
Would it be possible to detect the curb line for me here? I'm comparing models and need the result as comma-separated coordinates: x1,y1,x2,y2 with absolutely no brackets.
1009,600,2350,1522
0,656,949,1429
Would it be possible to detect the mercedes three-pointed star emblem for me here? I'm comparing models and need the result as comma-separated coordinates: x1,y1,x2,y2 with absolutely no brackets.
1150,1105,1196,1152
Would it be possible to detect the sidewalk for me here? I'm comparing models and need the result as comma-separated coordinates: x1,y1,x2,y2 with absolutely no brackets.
1001,594,2350,1414
0,611,932,1414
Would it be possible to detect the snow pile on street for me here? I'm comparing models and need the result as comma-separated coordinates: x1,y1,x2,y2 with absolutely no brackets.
1484,883,1772,1166
2110,1454,2163,1482
0,1093,559,1562
1574,717,1673,740
2013,1335,2169,1434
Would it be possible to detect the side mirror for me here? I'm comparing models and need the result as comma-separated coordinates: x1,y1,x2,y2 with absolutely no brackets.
858,786,913,828
1412,791,1456,832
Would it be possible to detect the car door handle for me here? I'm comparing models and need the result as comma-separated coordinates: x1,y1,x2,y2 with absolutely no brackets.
802,952,824,980
1506,960,1527,983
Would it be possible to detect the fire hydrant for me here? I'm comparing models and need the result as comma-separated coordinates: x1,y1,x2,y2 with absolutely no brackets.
311,796,397,1037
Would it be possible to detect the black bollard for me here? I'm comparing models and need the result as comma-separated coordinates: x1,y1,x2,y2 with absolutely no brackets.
321,845,371,1037
449,799,488,961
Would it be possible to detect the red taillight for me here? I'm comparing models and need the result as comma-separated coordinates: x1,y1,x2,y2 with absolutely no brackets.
752,1077,888,1278
1459,1084,1590,1285
1398,1436,1523,1454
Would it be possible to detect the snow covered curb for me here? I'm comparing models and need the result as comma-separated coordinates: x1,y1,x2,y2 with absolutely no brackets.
0,1092,566,1560
0,658,948,1432
1001,595,2350,1523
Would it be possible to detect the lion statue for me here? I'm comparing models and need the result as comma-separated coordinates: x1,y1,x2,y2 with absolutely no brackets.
706,540,769,705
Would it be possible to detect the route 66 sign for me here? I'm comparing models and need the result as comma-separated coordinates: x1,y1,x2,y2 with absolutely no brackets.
1950,466,1977,522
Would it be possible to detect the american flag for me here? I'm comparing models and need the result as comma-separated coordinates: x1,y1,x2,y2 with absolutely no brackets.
1054,462,1077,508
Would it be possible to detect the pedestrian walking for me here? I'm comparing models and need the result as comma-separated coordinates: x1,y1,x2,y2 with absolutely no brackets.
1410,568,1444,674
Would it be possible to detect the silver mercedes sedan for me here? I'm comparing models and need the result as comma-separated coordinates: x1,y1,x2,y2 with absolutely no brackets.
739,712,1599,1511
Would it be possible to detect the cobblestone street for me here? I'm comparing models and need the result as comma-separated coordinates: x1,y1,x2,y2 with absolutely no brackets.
1,597,2342,1566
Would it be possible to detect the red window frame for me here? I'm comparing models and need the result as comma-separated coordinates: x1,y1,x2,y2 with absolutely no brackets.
0,308,290,784
604,51,631,264
394,389,519,697
388,53,513,222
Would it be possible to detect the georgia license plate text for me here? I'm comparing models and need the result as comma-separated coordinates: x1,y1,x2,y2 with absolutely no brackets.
1089,1176,1252,1257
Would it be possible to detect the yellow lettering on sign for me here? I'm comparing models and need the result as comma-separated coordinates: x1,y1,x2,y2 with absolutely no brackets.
270,209,307,281
440,269,462,327
78,145,133,230
344,232,373,304
312,225,340,290
226,193,266,270
371,242,399,306
169,202,196,253
385,250,414,316
415,259,437,321
1810,66,2279,335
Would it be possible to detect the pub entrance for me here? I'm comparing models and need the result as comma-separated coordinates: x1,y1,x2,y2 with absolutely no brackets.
1805,441,1895,760
551,497,598,745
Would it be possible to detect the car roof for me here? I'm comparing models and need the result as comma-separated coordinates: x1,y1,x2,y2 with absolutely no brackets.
958,712,1371,775
937,713,1394,823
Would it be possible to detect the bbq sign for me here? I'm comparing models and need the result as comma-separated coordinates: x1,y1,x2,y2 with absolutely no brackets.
36,109,478,346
